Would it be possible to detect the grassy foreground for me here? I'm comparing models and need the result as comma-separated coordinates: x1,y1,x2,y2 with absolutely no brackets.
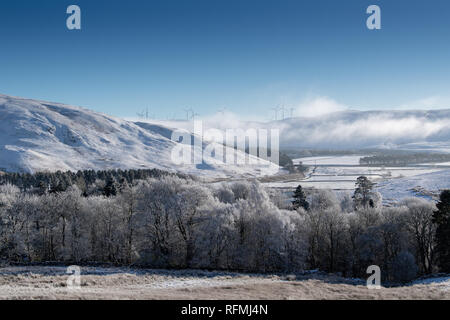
0,266,448,300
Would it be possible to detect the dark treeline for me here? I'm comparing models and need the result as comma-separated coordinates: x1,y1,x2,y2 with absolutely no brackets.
0,169,185,196
360,153,450,166
0,172,449,284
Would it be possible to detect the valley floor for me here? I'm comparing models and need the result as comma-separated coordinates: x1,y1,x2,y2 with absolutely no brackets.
0,266,448,300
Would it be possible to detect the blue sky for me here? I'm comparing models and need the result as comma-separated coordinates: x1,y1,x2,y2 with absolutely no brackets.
1,0,450,119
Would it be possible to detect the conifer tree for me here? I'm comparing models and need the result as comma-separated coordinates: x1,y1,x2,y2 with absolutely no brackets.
292,184,309,211
432,190,450,272
352,176,375,210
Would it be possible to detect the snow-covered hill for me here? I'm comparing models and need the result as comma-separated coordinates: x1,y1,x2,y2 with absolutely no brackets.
0,94,278,177
2,93,450,178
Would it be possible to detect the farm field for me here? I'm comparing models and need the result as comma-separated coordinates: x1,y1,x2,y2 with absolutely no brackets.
0,266,448,300
265,155,450,202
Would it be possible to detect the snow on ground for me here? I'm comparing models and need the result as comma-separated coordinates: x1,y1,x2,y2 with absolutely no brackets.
1,93,448,200
0,94,278,178
293,155,365,166
265,153,449,204
0,266,448,300
0,266,280,289
0,266,284,299
264,180,357,190
412,276,450,287
264,167,449,203
377,169,450,201
420,162,450,166
410,275,450,294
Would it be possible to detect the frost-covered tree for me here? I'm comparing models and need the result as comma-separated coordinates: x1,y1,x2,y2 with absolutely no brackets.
309,189,340,212
88,196,122,262
340,193,354,213
403,198,436,274
267,188,291,210
377,207,411,280
138,177,180,266
321,209,347,272
0,170,443,280
117,182,142,264
174,184,212,267
213,183,235,204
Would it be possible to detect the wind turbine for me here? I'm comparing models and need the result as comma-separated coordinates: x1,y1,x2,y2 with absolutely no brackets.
137,107,151,120
136,110,144,120
279,105,286,120
271,106,281,121
183,107,193,121
191,112,200,121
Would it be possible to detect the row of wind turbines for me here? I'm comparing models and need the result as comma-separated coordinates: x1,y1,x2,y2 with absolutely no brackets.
137,107,225,121
270,105,295,121
137,105,295,121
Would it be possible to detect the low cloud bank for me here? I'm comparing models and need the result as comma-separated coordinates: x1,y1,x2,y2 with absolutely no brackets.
132,100,450,150
275,111,450,148
294,96,348,118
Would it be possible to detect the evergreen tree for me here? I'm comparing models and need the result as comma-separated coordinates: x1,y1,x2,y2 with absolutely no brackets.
432,190,450,272
50,181,66,193
37,181,48,196
292,185,309,211
75,175,87,195
103,177,118,197
352,176,375,210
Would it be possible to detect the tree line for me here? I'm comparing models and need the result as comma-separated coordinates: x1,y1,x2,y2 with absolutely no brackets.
360,153,450,166
0,169,184,195
0,173,449,284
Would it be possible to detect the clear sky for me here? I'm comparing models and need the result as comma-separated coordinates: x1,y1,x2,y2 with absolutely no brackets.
1,0,450,119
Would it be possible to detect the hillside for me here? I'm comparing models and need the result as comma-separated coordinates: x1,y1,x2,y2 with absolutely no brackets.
0,94,278,177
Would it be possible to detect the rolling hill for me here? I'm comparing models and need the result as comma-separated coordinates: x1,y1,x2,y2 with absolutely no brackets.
0,94,278,177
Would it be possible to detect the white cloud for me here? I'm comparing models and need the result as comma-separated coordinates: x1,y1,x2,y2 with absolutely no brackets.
295,96,348,118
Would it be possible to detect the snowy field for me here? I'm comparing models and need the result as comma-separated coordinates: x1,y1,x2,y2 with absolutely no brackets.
421,162,450,166
0,266,448,300
266,155,450,202
293,155,365,166
377,169,450,202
